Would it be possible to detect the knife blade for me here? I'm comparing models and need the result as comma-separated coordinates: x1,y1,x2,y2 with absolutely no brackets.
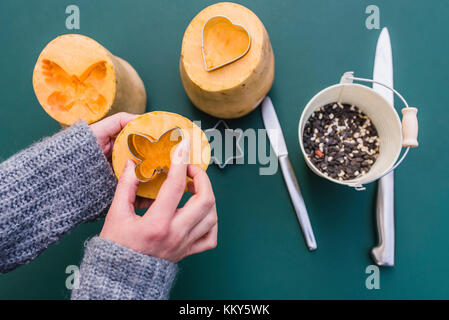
371,27,395,266
261,97,317,251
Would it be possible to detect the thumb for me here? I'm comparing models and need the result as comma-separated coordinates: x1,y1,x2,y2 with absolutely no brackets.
146,138,190,218
111,159,139,215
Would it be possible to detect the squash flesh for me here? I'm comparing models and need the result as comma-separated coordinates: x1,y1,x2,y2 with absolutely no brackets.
203,17,250,70
127,128,183,182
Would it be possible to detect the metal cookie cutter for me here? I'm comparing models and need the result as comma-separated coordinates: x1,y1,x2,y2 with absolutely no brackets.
205,120,244,169
127,127,183,182
202,15,251,71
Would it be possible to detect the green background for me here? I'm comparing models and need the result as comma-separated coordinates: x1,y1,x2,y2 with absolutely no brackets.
0,0,447,299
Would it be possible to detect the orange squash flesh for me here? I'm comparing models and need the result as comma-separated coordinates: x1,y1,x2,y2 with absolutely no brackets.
112,112,211,199
203,16,250,70
127,128,183,182
33,34,146,126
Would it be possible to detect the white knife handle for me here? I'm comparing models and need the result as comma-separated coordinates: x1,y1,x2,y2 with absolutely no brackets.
372,172,395,266
279,155,317,251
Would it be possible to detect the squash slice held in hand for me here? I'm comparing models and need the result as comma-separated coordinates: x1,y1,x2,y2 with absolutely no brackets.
112,111,211,199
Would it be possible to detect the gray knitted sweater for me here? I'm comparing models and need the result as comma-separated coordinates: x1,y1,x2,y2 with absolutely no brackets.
0,122,178,300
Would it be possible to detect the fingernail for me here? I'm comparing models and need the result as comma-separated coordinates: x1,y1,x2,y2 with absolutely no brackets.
121,160,135,176
174,138,190,164
126,159,135,169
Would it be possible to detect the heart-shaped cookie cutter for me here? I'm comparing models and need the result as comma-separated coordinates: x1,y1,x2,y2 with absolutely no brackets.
202,15,251,72
127,127,184,183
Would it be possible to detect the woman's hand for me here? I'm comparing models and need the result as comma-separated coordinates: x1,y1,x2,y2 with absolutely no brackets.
99,139,218,262
90,112,139,159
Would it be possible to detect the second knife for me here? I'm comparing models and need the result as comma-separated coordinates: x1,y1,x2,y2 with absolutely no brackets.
261,96,317,251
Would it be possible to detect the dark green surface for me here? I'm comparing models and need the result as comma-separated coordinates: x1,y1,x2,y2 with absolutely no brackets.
0,0,447,299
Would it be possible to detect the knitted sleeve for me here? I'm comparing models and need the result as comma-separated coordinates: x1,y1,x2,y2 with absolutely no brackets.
0,122,117,273
71,236,178,300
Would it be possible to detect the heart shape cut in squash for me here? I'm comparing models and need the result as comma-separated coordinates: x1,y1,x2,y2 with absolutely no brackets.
127,128,183,182
202,15,251,71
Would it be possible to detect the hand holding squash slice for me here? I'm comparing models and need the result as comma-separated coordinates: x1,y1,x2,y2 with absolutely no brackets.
112,111,211,199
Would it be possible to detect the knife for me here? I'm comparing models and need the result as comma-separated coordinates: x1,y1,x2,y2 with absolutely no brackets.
371,28,395,266
261,97,317,251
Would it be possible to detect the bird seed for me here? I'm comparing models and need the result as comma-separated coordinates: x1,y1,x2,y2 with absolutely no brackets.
303,103,380,181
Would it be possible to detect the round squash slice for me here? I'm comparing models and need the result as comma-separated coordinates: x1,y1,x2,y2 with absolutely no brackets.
112,111,211,199
33,34,146,126
180,2,275,119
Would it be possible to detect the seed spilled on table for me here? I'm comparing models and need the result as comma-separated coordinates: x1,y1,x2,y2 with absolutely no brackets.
303,102,380,181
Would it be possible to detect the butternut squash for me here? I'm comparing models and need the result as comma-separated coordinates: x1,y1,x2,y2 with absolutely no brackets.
112,111,211,199
180,2,275,118
33,34,146,126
